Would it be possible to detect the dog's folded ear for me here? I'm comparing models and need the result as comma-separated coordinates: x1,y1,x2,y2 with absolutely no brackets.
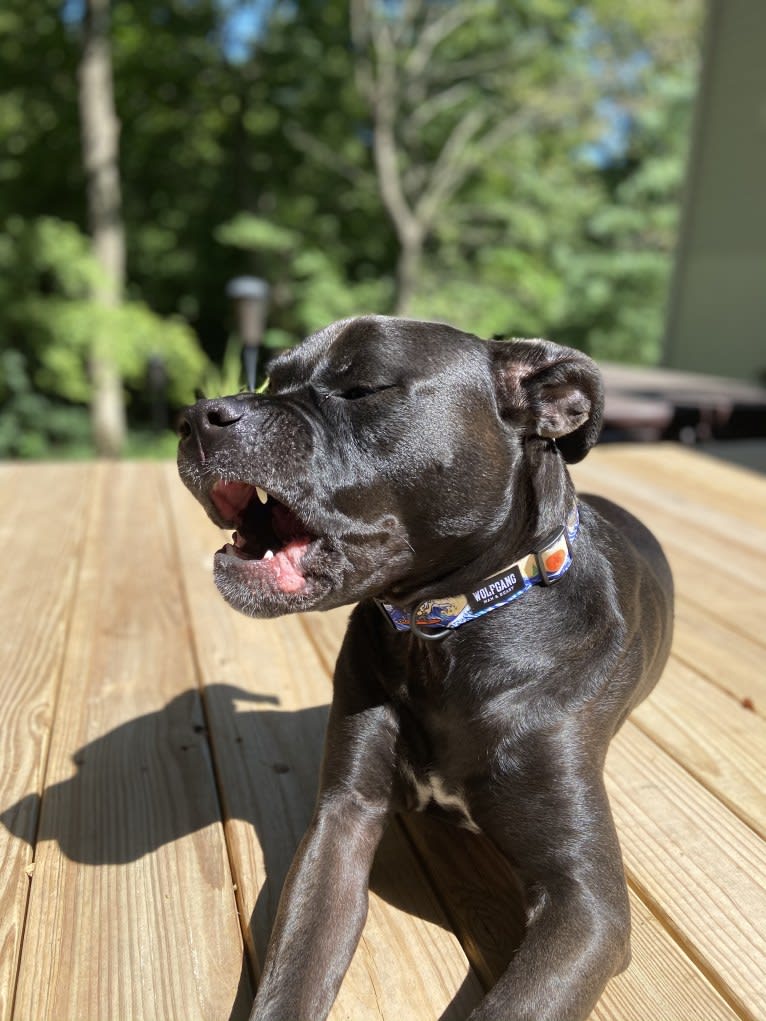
489,338,604,463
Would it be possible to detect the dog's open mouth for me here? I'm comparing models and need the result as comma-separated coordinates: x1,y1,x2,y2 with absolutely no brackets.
210,480,315,594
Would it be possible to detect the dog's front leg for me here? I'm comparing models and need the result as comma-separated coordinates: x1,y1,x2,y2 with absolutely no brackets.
249,793,387,1021
469,731,631,1021
250,671,399,1021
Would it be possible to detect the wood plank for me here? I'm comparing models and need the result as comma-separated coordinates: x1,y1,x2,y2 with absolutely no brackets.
671,601,766,713
12,463,247,1021
591,888,741,1021
575,447,766,561
573,445,766,706
299,607,742,1021
572,454,766,638
572,470,766,611
607,723,766,1021
0,464,95,1021
632,658,766,838
594,443,766,529
164,466,483,1021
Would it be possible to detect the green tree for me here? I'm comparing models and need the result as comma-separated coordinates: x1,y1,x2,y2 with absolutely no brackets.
350,0,599,315
0,216,207,457
356,0,702,361
0,0,703,460
0,0,214,454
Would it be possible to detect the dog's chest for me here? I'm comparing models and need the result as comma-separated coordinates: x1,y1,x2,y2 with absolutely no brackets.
399,761,481,833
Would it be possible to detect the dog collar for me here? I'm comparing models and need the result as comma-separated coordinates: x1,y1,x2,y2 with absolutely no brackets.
377,503,580,640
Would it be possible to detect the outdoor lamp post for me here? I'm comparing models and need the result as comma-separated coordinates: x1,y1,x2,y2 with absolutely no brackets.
226,276,270,390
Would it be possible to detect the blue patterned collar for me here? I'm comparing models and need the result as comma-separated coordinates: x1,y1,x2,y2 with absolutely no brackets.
377,503,580,640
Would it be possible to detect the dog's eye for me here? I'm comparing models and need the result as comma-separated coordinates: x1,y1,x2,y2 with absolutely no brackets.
336,384,394,401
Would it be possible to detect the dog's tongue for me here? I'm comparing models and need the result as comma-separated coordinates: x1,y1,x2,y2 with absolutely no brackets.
271,539,309,593
227,535,309,593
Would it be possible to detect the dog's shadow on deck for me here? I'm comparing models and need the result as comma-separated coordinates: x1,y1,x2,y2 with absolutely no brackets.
1,684,524,1020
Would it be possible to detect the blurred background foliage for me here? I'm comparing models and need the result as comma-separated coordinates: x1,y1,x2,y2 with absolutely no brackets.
0,0,702,457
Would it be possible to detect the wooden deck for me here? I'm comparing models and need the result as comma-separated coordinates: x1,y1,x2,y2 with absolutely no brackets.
1,445,764,1021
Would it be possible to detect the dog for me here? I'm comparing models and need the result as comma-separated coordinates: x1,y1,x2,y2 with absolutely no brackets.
177,315,674,1021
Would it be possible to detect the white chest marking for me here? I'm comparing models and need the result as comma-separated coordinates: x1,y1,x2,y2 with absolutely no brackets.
402,765,481,833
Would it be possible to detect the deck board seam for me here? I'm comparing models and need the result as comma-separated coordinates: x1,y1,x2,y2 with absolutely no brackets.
623,874,753,1021
158,464,258,997
579,461,766,554
627,710,765,844
395,814,498,993
673,591,766,653
156,467,258,988
669,645,765,722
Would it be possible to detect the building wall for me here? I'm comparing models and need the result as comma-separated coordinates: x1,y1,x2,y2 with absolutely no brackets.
665,0,766,382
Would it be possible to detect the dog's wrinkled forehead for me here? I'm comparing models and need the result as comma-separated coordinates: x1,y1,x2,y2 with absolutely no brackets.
267,315,484,392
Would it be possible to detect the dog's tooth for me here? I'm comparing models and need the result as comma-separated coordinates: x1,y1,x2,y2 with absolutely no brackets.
263,549,275,560
256,486,268,505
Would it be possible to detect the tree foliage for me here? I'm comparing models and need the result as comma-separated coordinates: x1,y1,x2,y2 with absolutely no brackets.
0,0,702,456
0,216,206,455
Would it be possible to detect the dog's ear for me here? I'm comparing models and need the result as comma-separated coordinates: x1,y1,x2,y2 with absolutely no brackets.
489,338,604,463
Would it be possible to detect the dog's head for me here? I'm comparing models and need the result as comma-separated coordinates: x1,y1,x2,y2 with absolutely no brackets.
177,316,602,618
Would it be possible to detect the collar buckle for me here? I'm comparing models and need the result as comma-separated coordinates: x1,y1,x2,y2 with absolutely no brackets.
534,524,574,587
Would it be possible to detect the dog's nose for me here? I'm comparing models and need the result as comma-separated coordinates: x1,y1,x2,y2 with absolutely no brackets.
178,397,246,448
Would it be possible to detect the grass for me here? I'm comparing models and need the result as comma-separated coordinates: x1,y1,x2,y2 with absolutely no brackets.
1,428,181,462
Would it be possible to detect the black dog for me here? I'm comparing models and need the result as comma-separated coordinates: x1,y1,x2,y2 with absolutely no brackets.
178,315,673,1021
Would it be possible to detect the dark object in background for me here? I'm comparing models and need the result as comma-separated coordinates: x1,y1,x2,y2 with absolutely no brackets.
226,277,270,391
600,362,766,446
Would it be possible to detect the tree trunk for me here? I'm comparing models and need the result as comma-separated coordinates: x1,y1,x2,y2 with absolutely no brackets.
395,233,424,317
78,0,126,457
